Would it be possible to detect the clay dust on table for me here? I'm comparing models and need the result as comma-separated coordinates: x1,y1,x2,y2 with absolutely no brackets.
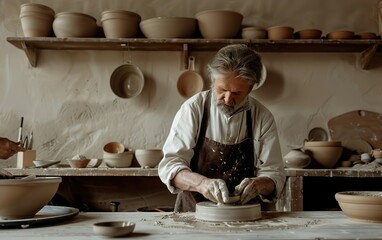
142,212,321,233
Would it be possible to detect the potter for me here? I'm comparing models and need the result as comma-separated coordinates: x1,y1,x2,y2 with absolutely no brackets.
158,44,286,212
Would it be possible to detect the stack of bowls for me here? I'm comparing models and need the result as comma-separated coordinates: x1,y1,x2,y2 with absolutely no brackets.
139,17,197,38
195,10,243,39
303,141,343,168
101,10,141,38
103,142,133,168
19,3,55,37
53,12,98,37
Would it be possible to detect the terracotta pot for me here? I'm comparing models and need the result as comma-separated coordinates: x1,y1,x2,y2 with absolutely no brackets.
53,12,98,38
101,10,141,38
295,29,322,39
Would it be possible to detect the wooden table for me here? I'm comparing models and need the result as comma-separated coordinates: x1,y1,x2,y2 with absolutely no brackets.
0,211,381,239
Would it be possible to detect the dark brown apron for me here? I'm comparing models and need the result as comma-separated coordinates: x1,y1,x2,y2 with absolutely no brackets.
174,92,255,212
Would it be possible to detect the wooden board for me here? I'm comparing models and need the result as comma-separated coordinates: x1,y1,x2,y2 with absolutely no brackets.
328,110,382,154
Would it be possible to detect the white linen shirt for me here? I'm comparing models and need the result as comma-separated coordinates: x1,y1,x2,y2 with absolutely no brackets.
158,90,286,201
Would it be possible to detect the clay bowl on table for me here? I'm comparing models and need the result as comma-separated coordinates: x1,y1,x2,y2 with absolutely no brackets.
20,3,55,37
53,12,98,37
267,26,294,40
294,29,322,39
134,149,163,168
140,17,197,38
326,30,354,39
195,10,243,39
303,141,342,168
101,10,141,38
241,27,267,39
103,151,134,168
0,177,61,219
335,191,382,223
68,158,90,168
93,221,135,237
103,142,125,154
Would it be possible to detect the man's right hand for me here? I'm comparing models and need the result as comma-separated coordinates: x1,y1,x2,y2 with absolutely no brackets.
0,137,25,160
200,178,229,204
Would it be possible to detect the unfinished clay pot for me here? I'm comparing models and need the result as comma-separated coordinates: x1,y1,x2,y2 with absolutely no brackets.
335,191,382,223
303,143,343,168
101,10,141,38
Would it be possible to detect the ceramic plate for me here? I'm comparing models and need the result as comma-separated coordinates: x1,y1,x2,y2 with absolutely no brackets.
0,206,79,228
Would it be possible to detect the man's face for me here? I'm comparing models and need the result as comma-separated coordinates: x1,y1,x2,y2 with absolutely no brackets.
214,75,251,115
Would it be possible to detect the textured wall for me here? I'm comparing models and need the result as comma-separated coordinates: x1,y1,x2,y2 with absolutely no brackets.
1,0,382,168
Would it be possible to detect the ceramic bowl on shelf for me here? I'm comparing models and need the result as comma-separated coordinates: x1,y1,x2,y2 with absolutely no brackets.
326,30,354,39
101,10,141,38
294,29,322,39
93,221,135,237
53,12,98,37
20,3,55,37
103,151,134,168
134,149,163,168
195,10,243,39
267,26,294,40
241,27,267,39
335,191,382,223
355,32,378,39
140,17,197,38
0,177,61,219
303,141,343,168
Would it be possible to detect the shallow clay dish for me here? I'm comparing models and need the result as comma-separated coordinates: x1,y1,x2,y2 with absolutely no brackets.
195,201,261,222
140,17,197,38
110,64,145,99
195,10,243,39
93,221,135,237
327,30,354,39
335,191,382,223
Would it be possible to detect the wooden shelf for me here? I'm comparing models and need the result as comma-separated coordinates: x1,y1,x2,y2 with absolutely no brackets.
5,167,159,177
7,37,382,68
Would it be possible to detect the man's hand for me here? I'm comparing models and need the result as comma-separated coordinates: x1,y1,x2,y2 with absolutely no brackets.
0,137,25,160
234,177,275,204
200,178,229,204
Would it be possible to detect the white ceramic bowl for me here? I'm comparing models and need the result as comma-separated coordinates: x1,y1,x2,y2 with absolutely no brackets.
140,17,197,38
93,221,135,237
104,151,134,168
195,10,243,39
0,177,61,219
53,12,98,37
135,149,163,168
335,191,382,223
101,10,141,38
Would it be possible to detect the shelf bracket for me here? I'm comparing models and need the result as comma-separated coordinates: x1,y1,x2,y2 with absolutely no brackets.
358,44,378,70
20,41,37,67
183,43,189,70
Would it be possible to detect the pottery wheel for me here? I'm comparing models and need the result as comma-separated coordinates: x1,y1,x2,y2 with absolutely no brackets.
195,201,261,222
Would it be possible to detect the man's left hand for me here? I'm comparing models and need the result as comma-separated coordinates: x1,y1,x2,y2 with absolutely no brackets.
234,177,275,205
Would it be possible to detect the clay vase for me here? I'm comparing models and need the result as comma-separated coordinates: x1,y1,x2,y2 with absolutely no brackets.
283,149,311,168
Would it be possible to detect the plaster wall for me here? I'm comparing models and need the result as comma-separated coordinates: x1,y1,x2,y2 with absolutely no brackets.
1,1,382,166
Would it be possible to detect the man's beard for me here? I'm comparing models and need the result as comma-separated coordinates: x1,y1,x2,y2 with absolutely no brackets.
217,100,237,115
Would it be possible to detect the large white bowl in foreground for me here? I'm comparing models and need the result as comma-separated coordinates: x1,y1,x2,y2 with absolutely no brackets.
0,177,61,219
